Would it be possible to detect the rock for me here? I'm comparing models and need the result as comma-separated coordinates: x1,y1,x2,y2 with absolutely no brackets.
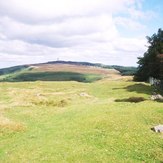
79,92,91,97
151,125,163,133
151,94,163,101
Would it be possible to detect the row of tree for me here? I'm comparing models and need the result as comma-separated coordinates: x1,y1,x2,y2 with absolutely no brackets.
134,28,163,81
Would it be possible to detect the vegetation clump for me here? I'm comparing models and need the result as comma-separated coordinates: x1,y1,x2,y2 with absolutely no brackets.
32,98,68,107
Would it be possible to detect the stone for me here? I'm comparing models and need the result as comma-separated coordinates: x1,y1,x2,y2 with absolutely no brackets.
151,125,163,133
151,94,163,101
80,92,91,97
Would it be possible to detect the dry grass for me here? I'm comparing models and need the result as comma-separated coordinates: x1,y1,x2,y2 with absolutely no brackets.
32,63,120,75
7,87,72,108
31,98,68,107
0,116,25,132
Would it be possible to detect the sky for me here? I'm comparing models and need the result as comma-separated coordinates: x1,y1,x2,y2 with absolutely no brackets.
0,0,163,68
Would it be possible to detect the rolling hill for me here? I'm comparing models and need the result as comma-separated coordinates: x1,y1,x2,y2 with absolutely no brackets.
0,61,137,82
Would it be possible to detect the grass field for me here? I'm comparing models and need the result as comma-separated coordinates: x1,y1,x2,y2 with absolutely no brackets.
0,78,163,162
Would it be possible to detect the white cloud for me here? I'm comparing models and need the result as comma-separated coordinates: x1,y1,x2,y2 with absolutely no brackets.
0,0,154,68
0,0,135,22
114,17,146,31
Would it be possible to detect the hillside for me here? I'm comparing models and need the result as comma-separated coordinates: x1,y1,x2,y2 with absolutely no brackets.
43,61,137,75
0,61,136,82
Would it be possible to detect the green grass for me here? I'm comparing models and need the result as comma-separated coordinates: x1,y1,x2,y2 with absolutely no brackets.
0,71,103,83
0,65,29,75
0,79,163,162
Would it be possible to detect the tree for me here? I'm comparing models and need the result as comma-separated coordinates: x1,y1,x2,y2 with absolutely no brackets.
134,28,163,81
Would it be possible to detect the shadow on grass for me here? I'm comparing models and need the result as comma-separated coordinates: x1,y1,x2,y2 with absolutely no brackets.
115,97,147,103
113,83,153,95
0,71,103,83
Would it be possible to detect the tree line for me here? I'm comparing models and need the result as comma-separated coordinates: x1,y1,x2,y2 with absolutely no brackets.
134,28,163,81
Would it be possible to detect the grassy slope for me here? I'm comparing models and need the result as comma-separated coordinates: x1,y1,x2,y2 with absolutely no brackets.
0,71,103,83
0,65,29,75
0,64,109,83
0,79,163,162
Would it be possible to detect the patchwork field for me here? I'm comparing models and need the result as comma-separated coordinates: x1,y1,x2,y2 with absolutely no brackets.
0,77,163,162
0,63,121,82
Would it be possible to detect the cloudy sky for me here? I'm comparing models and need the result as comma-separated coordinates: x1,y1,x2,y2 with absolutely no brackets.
0,0,163,68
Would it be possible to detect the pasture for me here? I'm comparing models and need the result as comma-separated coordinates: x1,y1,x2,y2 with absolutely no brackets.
0,77,162,162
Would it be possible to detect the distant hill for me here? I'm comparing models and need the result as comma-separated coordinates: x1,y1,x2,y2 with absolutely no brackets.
0,65,29,75
0,61,137,82
42,61,137,75
45,61,137,75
